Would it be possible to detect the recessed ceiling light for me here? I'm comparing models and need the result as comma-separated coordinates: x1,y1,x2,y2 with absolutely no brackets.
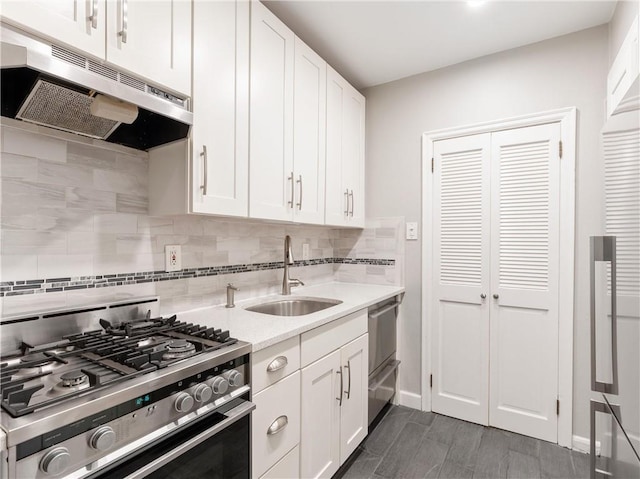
468,1,487,7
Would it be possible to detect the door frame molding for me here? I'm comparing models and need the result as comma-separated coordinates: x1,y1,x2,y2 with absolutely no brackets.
420,107,576,448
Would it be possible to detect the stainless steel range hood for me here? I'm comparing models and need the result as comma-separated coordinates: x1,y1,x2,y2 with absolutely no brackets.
1,24,192,151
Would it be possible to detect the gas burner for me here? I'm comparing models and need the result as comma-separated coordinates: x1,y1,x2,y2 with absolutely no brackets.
60,370,88,388
162,339,196,361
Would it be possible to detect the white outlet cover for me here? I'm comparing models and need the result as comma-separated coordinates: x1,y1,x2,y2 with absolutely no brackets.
406,222,419,240
165,245,182,272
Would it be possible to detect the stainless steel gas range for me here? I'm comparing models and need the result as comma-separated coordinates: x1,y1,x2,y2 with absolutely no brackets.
0,297,254,479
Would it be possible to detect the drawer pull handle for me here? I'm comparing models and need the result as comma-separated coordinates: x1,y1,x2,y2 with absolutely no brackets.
267,415,288,435
266,356,288,373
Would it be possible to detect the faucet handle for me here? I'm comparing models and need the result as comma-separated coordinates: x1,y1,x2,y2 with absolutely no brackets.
291,278,305,287
227,283,239,291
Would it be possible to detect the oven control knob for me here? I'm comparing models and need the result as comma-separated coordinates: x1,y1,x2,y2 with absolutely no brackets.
174,392,195,412
207,376,229,395
224,369,243,387
90,426,116,451
193,383,213,403
40,447,71,476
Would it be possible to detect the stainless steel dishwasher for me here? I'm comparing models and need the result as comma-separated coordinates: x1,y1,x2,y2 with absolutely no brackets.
368,295,402,426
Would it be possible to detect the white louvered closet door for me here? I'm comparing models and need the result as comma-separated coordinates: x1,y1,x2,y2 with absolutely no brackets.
432,134,492,426
489,123,561,442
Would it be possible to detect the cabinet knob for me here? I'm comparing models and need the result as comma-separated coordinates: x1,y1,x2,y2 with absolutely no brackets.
480,293,486,299
493,294,499,299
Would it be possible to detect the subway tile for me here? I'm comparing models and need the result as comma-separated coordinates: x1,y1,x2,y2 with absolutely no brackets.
0,153,38,180
38,255,93,278
2,128,67,163
138,216,174,235
173,216,204,236
67,186,116,211
202,218,229,236
116,193,148,214
1,214,38,230
67,232,117,255
93,168,146,195
116,235,154,255
38,160,93,188
37,207,94,233
94,213,138,234
2,230,67,255
67,142,117,169
0,255,38,281
2,179,66,211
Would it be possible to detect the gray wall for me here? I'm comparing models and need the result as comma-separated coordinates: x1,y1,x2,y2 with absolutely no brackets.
363,25,609,439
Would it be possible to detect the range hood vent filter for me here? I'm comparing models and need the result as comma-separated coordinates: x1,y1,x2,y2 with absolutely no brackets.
16,79,119,139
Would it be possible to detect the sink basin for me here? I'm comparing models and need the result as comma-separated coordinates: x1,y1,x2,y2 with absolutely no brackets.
245,297,343,316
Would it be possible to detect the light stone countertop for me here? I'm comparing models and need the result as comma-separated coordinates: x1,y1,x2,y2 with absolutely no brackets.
177,282,405,352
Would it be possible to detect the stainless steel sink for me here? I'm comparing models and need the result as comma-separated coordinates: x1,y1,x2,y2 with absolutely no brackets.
245,297,343,316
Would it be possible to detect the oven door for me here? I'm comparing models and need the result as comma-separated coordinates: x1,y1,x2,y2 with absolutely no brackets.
92,398,255,479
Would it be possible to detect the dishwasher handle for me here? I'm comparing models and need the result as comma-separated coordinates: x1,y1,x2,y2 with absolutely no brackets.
369,301,400,319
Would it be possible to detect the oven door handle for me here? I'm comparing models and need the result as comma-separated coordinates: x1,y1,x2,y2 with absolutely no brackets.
124,400,256,479
369,301,400,319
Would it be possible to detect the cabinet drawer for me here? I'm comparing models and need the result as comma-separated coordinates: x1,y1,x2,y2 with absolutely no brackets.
301,310,367,367
252,371,301,478
252,336,300,394
260,445,299,479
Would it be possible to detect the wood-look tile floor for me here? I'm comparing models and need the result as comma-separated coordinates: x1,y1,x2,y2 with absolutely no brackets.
334,406,589,479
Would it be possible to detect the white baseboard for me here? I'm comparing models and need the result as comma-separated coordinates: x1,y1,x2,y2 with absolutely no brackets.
573,435,599,455
395,390,422,410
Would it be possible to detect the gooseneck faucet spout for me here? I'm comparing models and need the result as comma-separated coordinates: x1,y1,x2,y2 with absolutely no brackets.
282,235,304,295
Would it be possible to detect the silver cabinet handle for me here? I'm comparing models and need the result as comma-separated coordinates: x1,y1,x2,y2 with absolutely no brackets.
336,368,343,406
89,0,99,29
480,293,486,299
344,360,351,399
287,172,294,208
296,174,303,210
266,356,288,373
493,294,499,299
349,190,354,217
590,236,618,394
344,189,349,216
267,415,288,436
369,301,400,319
118,0,128,43
200,146,208,196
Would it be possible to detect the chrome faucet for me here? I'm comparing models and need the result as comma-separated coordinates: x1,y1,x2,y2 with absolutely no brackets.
225,283,239,308
282,235,304,295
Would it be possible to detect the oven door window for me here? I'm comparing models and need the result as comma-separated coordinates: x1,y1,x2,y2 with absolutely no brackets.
95,409,249,479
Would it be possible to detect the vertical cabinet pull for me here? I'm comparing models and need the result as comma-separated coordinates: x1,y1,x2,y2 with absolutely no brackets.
344,189,349,216
590,236,618,394
287,172,294,208
89,0,99,29
200,146,208,196
336,368,343,406
119,0,128,43
344,361,351,399
296,175,303,210
349,190,354,217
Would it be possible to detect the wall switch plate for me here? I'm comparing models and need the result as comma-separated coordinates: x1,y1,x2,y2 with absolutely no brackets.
406,222,419,240
165,245,182,272
302,243,310,260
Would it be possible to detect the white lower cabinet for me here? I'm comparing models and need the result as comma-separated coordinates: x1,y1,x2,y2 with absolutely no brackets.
261,445,300,479
300,311,369,478
252,371,301,478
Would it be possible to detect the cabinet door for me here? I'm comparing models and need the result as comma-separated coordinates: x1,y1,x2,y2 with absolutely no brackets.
340,334,368,463
191,0,249,217
1,0,106,59
249,1,294,222
105,0,191,96
342,83,366,227
301,350,341,479
325,66,365,227
293,37,326,225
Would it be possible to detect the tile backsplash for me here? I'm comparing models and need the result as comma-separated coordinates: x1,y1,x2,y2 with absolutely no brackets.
0,120,403,316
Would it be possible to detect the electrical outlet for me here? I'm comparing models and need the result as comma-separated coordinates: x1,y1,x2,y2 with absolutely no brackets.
406,222,419,240
165,245,182,272
302,243,310,260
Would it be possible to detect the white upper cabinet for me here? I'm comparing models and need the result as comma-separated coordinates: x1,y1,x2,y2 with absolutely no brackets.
608,15,639,116
1,0,191,96
293,37,327,225
326,66,366,228
190,0,249,217
1,0,106,59
105,0,191,96
249,0,295,222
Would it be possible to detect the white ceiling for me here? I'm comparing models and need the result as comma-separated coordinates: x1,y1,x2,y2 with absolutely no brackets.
263,0,618,89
